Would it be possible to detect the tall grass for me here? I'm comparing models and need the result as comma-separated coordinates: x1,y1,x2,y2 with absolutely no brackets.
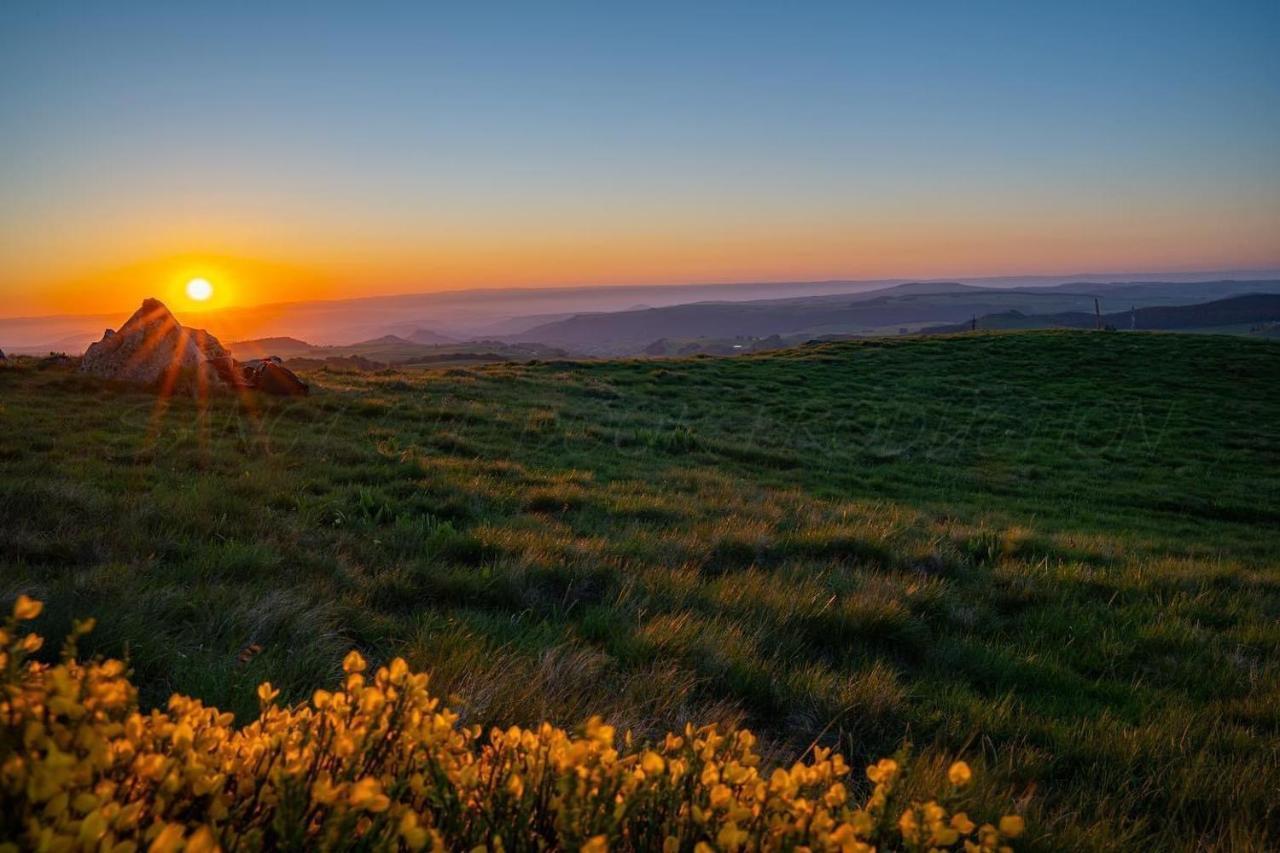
1,331,1277,849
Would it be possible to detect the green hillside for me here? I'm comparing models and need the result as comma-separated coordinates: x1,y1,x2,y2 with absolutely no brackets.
229,334,571,367
2,331,1278,849
508,280,1280,353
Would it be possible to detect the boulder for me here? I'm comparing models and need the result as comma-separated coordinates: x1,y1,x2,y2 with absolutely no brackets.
0,348,6,361
80,298,309,396
204,355,308,395
244,360,309,396
205,356,252,389
80,299,228,389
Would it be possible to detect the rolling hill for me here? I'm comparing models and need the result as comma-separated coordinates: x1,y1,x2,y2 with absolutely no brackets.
508,280,1280,354
2,331,1277,848
229,334,572,366
921,292,1280,334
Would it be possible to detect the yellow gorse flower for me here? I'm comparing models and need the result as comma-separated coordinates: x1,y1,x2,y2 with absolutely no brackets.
12,594,42,621
0,598,1027,850
1000,815,1027,838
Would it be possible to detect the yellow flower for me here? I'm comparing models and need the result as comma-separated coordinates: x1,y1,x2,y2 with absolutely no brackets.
349,777,390,812
717,822,749,849
585,716,615,747
506,774,525,798
13,594,42,620
709,783,733,809
641,751,665,776
78,809,108,845
0,615,1027,853
898,808,920,842
999,815,1026,838
389,657,410,681
311,776,342,805
342,650,367,673
399,812,429,850
149,823,185,853
866,758,899,784
186,826,220,853
72,792,99,814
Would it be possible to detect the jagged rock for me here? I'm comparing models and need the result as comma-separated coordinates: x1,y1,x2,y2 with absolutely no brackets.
206,356,251,389
80,299,227,388
244,360,309,396
80,298,309,396
206,355,308,395
0,348,6,361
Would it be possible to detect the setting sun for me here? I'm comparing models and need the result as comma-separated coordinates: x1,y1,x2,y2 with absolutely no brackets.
185,277,213,302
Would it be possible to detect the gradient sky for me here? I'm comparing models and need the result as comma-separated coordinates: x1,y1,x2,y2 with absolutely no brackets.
2,1,1278,317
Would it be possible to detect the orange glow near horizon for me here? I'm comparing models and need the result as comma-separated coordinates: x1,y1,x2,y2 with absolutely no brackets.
3,199,1279,320
5,254,338,318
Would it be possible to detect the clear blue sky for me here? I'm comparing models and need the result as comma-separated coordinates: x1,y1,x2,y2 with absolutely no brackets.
2,1,1278,314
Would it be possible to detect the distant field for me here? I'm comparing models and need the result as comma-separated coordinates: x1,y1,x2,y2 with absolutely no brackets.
2,331,1278,850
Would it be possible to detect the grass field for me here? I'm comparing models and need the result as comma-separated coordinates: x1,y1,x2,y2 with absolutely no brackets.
2,331,1277,850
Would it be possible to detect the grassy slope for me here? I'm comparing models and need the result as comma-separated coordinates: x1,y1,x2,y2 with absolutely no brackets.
2,331,1278,849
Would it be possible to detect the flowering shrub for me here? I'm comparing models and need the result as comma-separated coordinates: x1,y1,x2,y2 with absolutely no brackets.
1,597,1024,851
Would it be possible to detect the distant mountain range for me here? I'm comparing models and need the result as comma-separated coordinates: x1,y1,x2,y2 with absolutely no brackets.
504,280,1280,354
921,293,1280,334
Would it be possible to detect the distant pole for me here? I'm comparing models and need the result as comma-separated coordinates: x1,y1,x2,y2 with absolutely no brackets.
1094,298,1102,331
1130,306,1136,331
971,314,977,332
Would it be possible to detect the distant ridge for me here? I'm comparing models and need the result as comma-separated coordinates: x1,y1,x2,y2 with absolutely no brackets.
227,333,571,366
226,336,316,359
921,293,1280,334
5,273,1279,353
405,328,456,345
508,280,1280,354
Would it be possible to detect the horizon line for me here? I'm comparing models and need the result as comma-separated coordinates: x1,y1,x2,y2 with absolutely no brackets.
4,265,1280,323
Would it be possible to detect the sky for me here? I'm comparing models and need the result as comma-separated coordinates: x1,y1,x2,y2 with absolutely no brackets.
2,1,1278,318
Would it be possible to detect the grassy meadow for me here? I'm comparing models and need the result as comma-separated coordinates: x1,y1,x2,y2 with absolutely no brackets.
2,331,1278,850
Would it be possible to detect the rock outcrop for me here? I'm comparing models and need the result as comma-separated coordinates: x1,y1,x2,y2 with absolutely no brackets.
80,299,227,388
205,355,309,396
244,360,310,396
80,299,308,396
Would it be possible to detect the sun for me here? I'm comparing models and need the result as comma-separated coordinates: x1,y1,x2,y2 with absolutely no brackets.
185,277,214,302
